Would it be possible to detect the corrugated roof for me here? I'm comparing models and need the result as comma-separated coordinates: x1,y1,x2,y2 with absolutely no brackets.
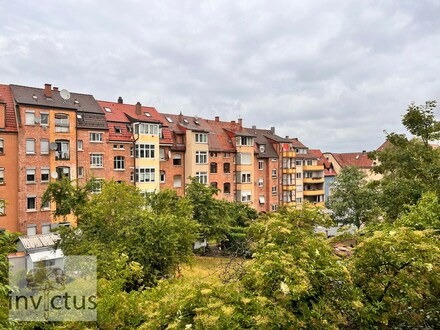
19,233,60,250
0,84,17,132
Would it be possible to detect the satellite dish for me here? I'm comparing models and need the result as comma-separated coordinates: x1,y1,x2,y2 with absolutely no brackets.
60,89,71,100
49,142,58,151
51,171,58,179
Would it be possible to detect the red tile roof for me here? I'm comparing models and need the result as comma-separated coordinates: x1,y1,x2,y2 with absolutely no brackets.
289,138,307,148
98,101,173,145
309,149,336,177
0,84,17,132
331,152,374,169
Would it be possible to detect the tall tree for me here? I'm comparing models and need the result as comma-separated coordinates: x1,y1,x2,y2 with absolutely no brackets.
327,166,380,228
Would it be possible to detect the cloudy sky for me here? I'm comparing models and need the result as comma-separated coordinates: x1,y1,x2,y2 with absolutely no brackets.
1,0,439,152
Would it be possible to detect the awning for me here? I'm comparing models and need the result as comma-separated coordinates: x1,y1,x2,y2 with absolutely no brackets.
29,249,64,263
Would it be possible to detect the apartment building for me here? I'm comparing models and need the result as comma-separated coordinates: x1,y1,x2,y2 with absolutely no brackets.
0,84,19,233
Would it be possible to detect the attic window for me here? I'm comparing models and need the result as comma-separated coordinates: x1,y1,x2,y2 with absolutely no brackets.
77,114,83,119
144,112,151,117
104,107,112,112
74,100,79,104
32,94,37,100
126,124,133,132
356,155,360,160
114,126,122,134
194,120,200,125
166,117,173,123
183,119,189,123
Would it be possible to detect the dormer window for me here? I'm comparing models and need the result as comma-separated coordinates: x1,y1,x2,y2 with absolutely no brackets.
195,133,208,143
259,144,266,153
236,136,253,146
114,126,122,134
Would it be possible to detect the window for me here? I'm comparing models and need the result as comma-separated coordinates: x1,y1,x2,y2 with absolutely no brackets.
173,154,182,166
296,173,302,179
90,132,103,142
160,171,165,183
296,185,303,192
104,107,112,112
195,172,208,184
91,179,103,194
296,160,302,166
41,223,51,234
26,139,36,154
211,182,218,189
271,204,278,212
259,195,265,205
0,168,4,184
258,178,264,187
56,167,70,180
25,111,35,125
258,160,264,170
134,123,159,135
236,136,253,146
136,144,155,158
40,112,49,125
27,225,36,236
159,148,165,160
223,162,230,173
195,151,208,164
41,199,50,211
224,182,231,194
235,153,251,165
195,133,208,143
173,175,182,187
135,168,156,183
306,160,313,165
41,168,49,182
0,139,3,154
144,112,151,117
27,196,37,211
77,140,83,151
304,172,313,178
114,126,122,134
126,124,132,132
90,154,103,168
55,114,69,132
272,186,277,196
210,162,217,173
40,139,49,155
26,168,36,183
0,199,5,215
272,169,277,178
240,172,251,183
166,117,173,123
259,144,266,153
223,152,231,158
55,140,69,160
210,152,217,157
114,156,125,170
78,167,84,178
296,197,302,204
240,190,252,202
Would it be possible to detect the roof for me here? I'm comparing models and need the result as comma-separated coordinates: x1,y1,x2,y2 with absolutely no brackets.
329,152,374,169
245,127,281,158
289,138,307,148
309,149,336,177
0,84,17,132
19,233,60,250
10,84,107,130
98,101,173,145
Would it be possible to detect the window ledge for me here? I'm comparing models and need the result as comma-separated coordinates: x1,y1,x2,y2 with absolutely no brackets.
26,210,38,213
113,169,125,171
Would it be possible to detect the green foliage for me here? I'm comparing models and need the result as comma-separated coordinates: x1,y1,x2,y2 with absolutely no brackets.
326,166,380,228
397,191,440,231
402,100,440,145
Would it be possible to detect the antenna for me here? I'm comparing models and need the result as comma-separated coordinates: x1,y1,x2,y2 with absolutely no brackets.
60,89,71,100
49,142,58,151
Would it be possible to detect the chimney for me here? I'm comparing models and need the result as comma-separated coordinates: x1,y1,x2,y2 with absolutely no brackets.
286,135,289,139
178,111,183,123
117,96,123,104
135,102,142,115
44,84,52,98
215,116,220,122
231,120,236,124
270,126,275,134
53,86,59,91
252,125,256,129
238,118,243,127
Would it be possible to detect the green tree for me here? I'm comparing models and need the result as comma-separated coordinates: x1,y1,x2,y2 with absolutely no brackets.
327,166,380,228
397,191,440,231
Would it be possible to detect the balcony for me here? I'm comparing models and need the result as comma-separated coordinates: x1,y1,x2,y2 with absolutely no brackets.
282,151,296,158
303,177,324,184
283,201,296,207
282,168,296,174
303,165,324,171
303,189,324,196
282,185,296,191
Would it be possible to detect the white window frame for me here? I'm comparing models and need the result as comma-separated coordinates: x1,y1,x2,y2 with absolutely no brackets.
55,113,69,132
40,139,49,155
77,140,83,151
160,170,166,183
26,168,36,183
90,132,103,143
258,160,264,170
241,190,252,202
272,169,277,178
114,156,125,170
195,133,208,143
272,186,277,196
26,196,37,211
78,167,84,178
195,151,208,164
0,139,3,154
25,111,35,125
136,144,155,159
258,178,264,187
195,171,208,184
90,154,103,168
26,139,36,154
41,168,50,182
135,167,156,183
173,175,182,187
40,112,49,125
241,172,251,183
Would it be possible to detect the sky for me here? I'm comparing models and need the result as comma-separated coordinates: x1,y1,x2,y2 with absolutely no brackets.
1,0,440,152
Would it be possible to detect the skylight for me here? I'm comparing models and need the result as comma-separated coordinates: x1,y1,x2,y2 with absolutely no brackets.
32,94,37,100
183,119,189,123
104,107,112,112
74,100,79,104
166,117,173,123
144,112,151,117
